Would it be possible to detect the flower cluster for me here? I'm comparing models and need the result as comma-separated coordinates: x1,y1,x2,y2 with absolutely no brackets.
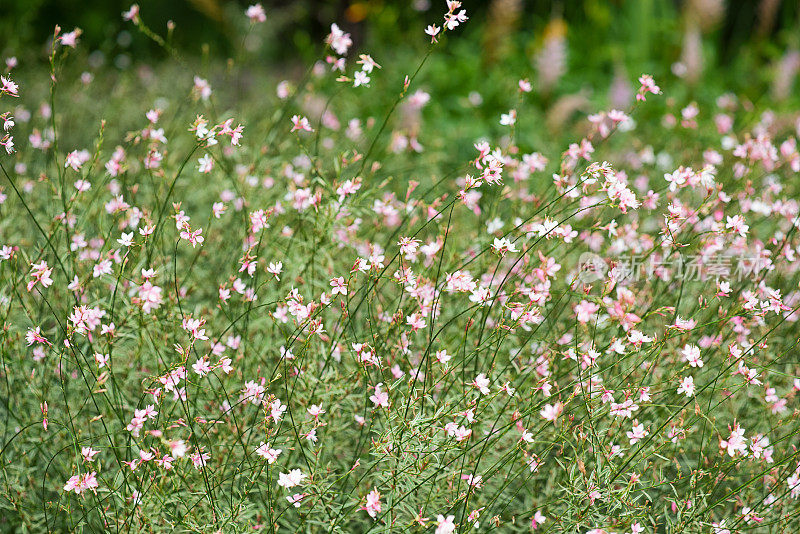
1,3,800,533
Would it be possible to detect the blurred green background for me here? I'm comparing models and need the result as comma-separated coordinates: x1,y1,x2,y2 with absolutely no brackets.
2,1,799,78
1,0,799,151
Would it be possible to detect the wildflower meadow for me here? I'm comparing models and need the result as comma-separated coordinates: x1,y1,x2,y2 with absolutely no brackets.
2,1,800,532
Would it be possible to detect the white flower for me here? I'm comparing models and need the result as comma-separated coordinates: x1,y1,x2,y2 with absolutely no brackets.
197,154,214,174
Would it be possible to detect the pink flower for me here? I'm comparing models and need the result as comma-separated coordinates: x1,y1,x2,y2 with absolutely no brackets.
446,270,477,293
69,305,106,334
540,402,563,423
1,75,19,97
192,357,211,376
122,4,140,22
60,28,82,48
180,227,205,248
443,2,468,31
193,77,212,101
286,493,306,507
0,134,14,154
155,454,174,470
353,70,371,87
500,109,516,126
27,261,53,292
425,24,441,43
435,514,456,534
81,447,100,462
627,329,653,347
610,399,639,419
369,383,389,408
677,376,695,397
627,421,648,444
26,327,49,346
190,450,210,469
255,442,282,463
307,404,325,419
217,118,244,147
725,214,749,237
406,312,427,331
720,424,748,457
326,23,352,55
574,300,600,324
277,469,306,489
137,281,163,314
472,373,490,395
668,316,697,331
245,4,266,23
330,277,347,296
290,115,313,133
94,353,109,368
681,344,704,368
636,74,660,101
197,154,214,173
64,471,99,494
362,487,382,519
270,399,287,422
64,150,84,171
